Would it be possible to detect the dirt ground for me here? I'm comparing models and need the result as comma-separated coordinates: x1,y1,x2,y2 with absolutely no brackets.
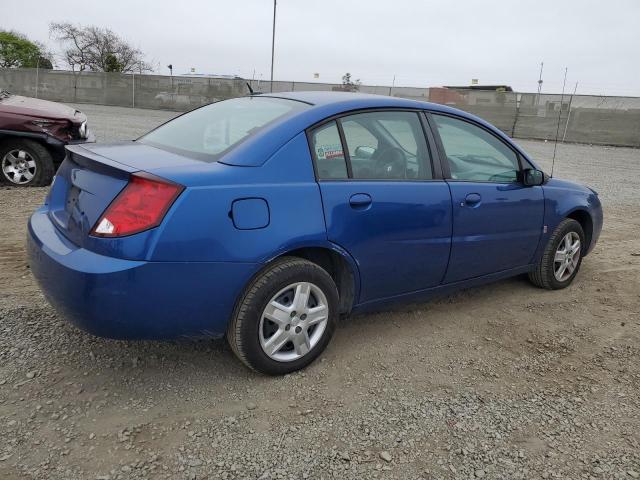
0,104,639,479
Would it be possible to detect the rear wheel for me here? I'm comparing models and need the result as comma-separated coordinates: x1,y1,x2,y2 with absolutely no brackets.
529,218,585,289
0,139,55,187
227,257,338,375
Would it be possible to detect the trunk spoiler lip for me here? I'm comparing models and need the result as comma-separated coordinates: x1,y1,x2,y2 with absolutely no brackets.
65,144,137,179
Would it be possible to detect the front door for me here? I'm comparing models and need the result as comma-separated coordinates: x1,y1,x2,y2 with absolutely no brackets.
429,113,544,283
309,111,452,302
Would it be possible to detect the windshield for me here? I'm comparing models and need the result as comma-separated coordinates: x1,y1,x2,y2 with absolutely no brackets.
140,96,309,161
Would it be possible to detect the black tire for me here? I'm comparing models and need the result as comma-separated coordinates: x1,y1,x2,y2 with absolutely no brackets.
529,218,585,290
227,257,339,375
0,138,55,187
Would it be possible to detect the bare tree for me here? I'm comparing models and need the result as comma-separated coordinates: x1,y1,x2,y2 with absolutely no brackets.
50,22,151,73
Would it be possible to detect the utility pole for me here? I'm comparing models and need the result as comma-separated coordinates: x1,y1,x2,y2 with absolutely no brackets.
270,0,277,93
536,61,544,106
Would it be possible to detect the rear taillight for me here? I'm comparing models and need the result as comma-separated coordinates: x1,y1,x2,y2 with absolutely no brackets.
90,173,183,237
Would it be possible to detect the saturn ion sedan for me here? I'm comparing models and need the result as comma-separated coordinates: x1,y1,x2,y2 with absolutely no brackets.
27,91,603,374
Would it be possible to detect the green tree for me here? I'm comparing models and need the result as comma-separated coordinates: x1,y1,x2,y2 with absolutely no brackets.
0,30,50,68
104,53,123,72
37,56,53,69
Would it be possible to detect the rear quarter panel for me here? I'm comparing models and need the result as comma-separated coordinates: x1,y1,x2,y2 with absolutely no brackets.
150,132,329,263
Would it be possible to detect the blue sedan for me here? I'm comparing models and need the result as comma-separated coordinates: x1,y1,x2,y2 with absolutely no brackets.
27,92,603,374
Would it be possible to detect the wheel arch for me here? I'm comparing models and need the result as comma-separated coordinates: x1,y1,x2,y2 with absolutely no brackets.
265,243,360,316
566,208,593,253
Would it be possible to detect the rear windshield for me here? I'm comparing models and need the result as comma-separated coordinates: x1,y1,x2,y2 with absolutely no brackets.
140,96,309,161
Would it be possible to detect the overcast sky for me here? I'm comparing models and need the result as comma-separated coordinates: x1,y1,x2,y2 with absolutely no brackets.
4,0,640,96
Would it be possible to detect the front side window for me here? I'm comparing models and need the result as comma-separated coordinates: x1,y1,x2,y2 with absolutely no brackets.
341,111,432,180
140,96,309,161
432,114,520,183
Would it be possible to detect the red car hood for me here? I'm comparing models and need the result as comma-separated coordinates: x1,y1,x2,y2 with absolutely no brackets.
0,95,86,124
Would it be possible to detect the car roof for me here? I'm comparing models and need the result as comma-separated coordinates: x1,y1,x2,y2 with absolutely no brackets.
262,90,412,105
261,90,447,111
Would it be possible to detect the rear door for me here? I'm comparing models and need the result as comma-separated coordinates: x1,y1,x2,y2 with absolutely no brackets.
309,110,452,303
428,113,544,283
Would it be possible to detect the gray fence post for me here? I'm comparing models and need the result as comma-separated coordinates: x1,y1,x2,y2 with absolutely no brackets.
511,93,520,137
132,72,135,108
562,83,578,142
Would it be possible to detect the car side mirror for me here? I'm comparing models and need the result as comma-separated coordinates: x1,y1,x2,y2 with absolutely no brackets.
522,168,545,186
355,146,375,159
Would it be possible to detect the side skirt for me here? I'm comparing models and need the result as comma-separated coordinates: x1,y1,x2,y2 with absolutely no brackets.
350,264,535,314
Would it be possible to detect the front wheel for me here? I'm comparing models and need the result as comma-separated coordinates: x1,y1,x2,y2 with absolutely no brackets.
0,139,55,187
227,257,339,375
529,218,585,289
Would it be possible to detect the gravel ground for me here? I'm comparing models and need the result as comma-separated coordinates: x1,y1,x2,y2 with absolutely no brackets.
0,104,639,480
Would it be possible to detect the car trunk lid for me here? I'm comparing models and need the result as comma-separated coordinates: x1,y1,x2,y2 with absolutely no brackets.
80,141,208,170
47,146,134,246
46,142,226,253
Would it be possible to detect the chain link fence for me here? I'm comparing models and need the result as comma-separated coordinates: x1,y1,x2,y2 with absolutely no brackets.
1,68,638,147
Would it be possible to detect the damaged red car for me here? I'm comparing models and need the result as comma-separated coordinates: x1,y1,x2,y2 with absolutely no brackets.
0,90,94,186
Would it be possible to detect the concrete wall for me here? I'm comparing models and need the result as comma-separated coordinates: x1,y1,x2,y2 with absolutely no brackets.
0,68,248,110
428,89,640,147
511,93,640,146
1,68,638,147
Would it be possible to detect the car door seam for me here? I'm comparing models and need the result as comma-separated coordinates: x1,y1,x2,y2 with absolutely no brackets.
439,179,455,285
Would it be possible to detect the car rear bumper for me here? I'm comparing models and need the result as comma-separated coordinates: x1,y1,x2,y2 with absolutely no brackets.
27,208,258,340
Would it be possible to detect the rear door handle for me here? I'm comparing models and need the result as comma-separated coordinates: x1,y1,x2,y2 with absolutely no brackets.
463,193,482,207
349,193,372,210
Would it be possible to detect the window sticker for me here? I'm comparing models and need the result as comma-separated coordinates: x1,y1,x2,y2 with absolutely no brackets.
316,144,344,160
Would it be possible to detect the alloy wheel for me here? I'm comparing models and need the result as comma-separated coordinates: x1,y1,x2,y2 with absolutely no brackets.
554,231,581,282
2,149,37,185
259,282,329,362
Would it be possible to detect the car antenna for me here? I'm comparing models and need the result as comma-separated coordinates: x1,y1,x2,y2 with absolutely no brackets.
551,67,568,178
246,82,255,95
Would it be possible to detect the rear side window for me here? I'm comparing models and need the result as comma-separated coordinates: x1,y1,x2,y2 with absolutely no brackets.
341,120,378,157
310,121,349,179
312,111,432,181
377,117,418,155
140,97,308,161
341,111,431,180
